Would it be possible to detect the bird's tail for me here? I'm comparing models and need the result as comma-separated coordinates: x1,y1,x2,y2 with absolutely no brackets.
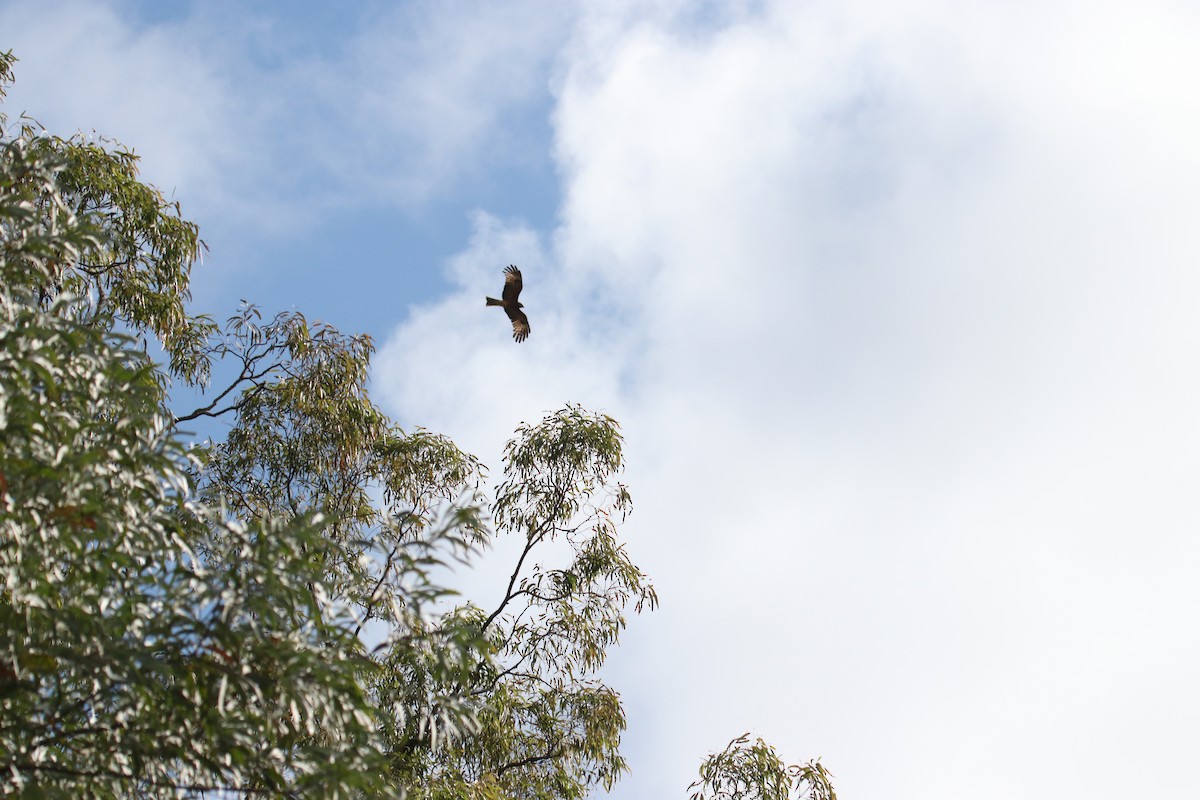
485,297,503,306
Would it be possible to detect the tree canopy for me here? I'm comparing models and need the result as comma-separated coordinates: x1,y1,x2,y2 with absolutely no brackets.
0,49,833,799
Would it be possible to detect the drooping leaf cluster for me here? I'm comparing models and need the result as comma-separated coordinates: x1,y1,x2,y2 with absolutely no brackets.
689,734,837,800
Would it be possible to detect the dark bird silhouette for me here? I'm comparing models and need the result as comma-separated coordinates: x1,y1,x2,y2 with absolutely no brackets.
486,265,530,343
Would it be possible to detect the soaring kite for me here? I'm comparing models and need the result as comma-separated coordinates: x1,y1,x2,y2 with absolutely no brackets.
486,265,530,343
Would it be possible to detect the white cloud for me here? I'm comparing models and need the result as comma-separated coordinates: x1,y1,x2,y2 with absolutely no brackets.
376,1,1200,798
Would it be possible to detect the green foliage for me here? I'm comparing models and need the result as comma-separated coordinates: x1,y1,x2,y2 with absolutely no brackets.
0,139,384,797
690,735,837,800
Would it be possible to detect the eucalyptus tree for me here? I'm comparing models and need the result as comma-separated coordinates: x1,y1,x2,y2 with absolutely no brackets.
0,125,393,797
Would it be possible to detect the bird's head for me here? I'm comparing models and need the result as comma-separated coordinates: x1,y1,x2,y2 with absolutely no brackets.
517,301,525,308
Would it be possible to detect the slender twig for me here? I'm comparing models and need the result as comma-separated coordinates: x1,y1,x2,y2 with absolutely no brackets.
353,521,411,638
480,486,569,635
174,343,286,423
494,747,564,777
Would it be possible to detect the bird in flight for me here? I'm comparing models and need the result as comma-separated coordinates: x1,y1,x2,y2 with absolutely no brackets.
486,265,530,343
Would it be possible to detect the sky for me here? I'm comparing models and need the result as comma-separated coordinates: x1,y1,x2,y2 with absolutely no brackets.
5,1,1200,798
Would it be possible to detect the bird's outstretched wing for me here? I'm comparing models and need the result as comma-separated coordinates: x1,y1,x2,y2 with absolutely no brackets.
506,307,530,343
501,265,523,304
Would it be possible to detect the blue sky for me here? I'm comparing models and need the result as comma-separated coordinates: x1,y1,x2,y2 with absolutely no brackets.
6,1,1200,799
